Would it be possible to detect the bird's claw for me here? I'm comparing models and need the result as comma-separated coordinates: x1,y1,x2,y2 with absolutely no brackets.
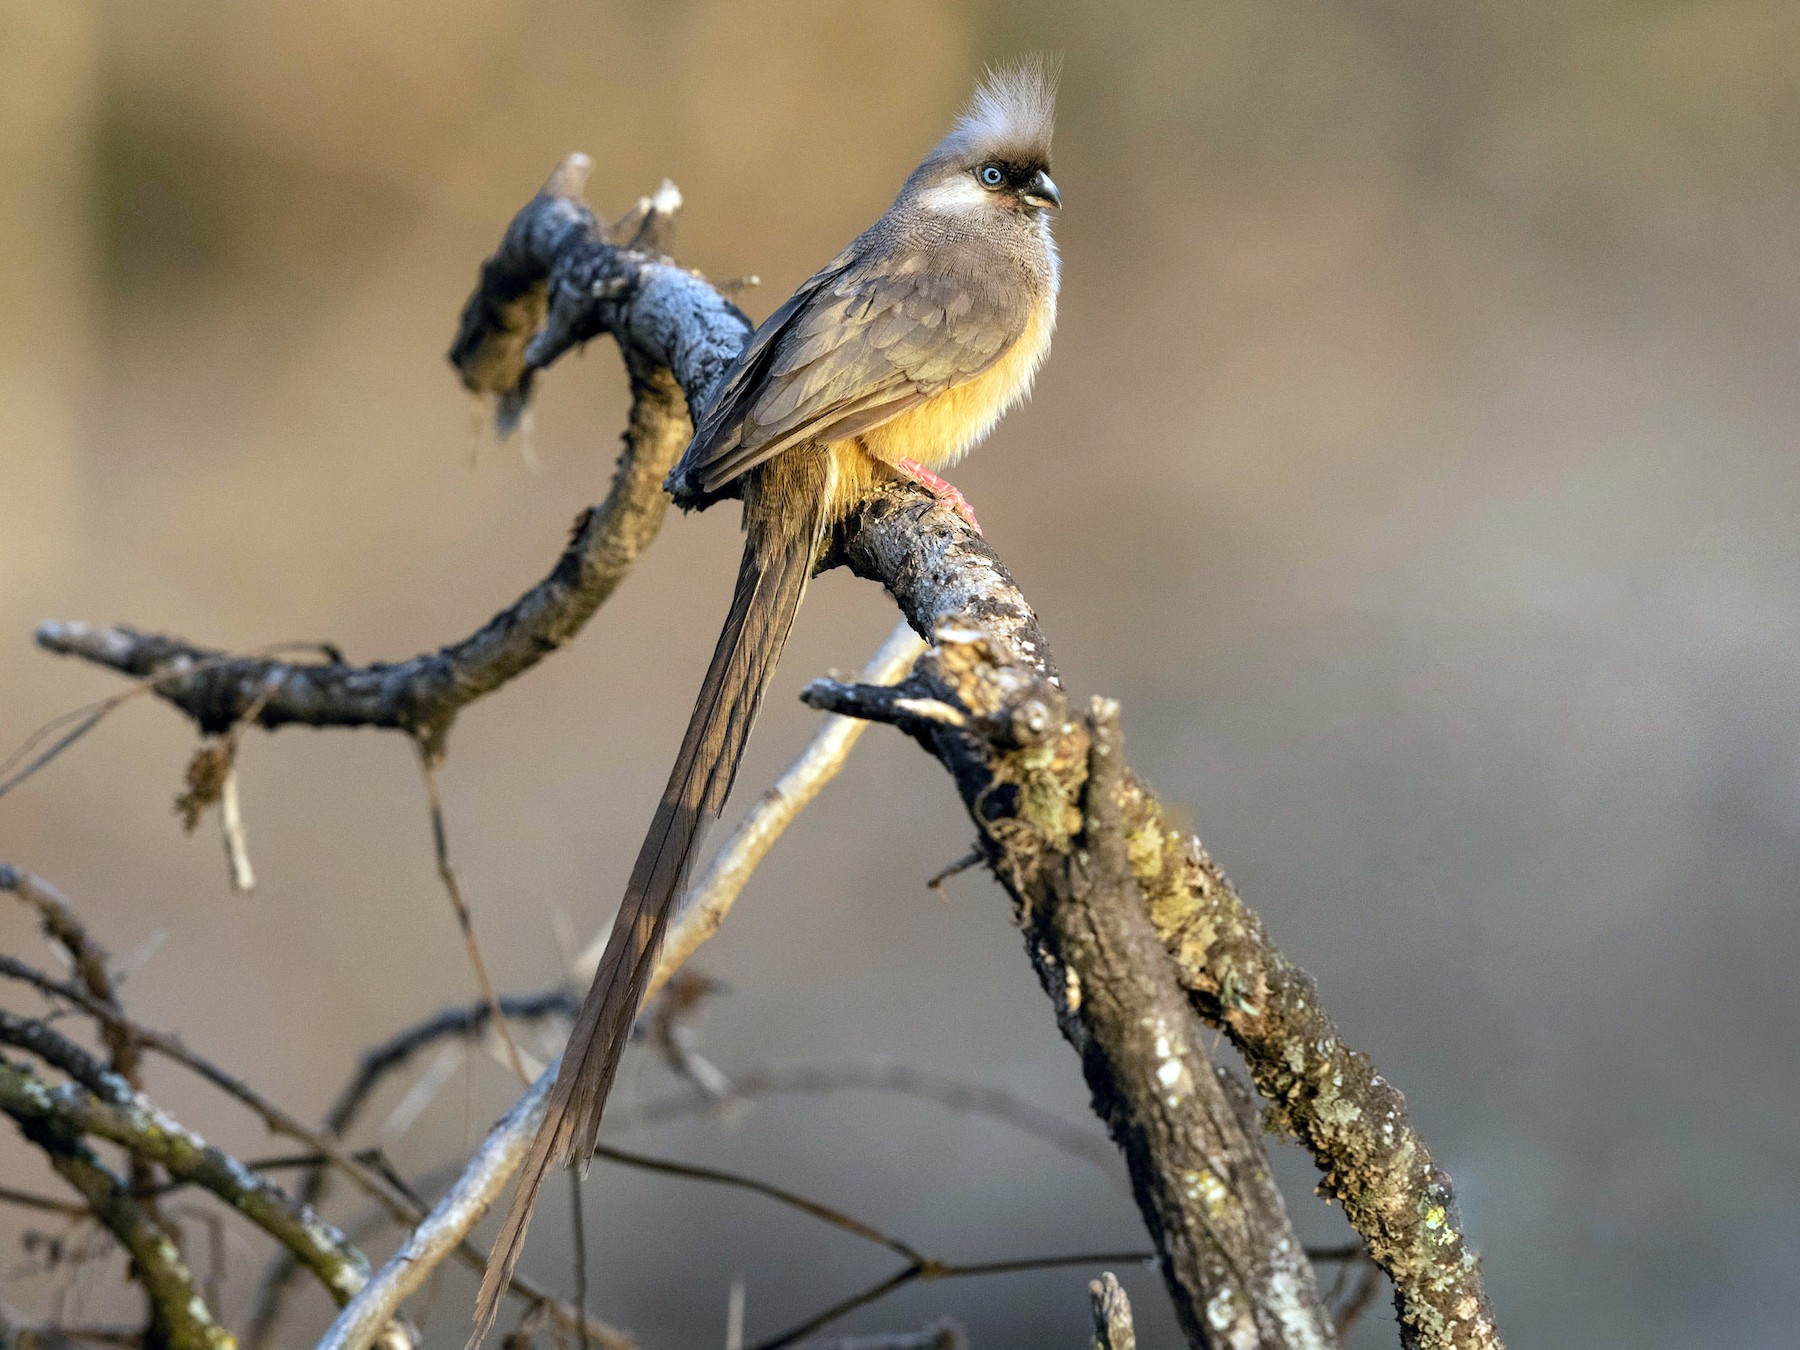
895,458,982,534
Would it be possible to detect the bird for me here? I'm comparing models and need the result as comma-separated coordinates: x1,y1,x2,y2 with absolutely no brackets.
472,58,1062,1339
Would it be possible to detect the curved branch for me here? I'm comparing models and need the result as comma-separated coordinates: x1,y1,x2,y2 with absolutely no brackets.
0,868,139,1085
34,157,747,754
31,152,1502,1350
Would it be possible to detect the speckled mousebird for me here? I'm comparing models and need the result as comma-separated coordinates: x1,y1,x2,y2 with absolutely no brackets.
474,60,1062,1337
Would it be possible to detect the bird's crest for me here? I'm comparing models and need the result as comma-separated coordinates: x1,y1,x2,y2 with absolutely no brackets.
933,55,1060,168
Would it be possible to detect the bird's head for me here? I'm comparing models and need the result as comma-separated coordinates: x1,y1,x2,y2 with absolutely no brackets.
907,57,1062,220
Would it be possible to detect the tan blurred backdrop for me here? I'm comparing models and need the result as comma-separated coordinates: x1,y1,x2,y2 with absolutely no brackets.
3,2,1799,1347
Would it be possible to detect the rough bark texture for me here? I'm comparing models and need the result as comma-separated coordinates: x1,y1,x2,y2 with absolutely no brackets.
1033,700,1330,1349
810,497,1502,1350
0,1052,369,1305
35,160,738,756
1,1061,235,1350
31,154,1502,1350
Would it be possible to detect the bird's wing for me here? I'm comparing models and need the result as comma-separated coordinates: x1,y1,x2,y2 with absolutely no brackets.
679,247,1030,496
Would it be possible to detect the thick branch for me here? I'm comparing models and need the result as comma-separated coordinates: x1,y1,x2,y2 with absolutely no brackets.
815,499,1502,1350
29,152,1501,1350
1018,700,1330,1349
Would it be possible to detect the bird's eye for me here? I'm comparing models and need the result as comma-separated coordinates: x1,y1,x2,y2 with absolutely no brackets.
977,164,1005,188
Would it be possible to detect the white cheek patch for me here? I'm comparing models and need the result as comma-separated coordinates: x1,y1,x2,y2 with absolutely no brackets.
916,175,995,216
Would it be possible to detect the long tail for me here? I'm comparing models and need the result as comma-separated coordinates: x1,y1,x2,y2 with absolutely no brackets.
471,474,828,1345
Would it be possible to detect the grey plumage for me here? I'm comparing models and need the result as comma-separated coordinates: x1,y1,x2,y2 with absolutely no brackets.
470,59,1062,1348
672,55,1061,502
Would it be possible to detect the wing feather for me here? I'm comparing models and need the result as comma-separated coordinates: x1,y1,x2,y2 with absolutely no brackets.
676,242,1031,498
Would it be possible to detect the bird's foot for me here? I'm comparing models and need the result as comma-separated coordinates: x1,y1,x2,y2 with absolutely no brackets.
894,458,982,534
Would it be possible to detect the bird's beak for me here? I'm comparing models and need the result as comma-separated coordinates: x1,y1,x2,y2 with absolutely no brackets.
1023,170,1062,210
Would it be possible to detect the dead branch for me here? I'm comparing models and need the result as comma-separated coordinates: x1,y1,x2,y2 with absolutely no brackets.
621,1061,1120,1180
5,1102,231,1350
247,992,579,1350
0,1051,369,1305
804,1320,966,1350
0,866,167,1222
21,155,1502,1350
0,947,624,1350
811,514,1502,1348
34,157,733,757
311,613,927,1350
1011,699,1331,1348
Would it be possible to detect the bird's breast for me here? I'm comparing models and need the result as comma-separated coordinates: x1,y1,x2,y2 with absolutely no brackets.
858,293,1056,473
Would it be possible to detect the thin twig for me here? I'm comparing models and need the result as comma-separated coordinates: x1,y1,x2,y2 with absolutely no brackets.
805,1319,965,1350
0,642,336,800
0,1185,89,1218
1332,1259,1385,1342
616,1061,1120,1182
217,767,254,894
745,1251,1154,1350
215,681,277,894
0,875,170,1235
0,954,624,1350
923,849,983,898
313,619,928,1350
642,970,732,1100
415,743,528,1083
590,1143,928,1266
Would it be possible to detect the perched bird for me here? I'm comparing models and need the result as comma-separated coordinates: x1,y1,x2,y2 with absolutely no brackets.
474,59,1062,1337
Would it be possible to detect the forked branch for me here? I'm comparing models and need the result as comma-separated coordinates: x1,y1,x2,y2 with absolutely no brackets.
25,156,1500,1350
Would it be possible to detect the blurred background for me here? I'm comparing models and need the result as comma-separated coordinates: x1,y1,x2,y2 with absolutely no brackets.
3,2,1798,1346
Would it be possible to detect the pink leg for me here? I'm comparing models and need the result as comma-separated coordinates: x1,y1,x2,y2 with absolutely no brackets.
895,457,982,534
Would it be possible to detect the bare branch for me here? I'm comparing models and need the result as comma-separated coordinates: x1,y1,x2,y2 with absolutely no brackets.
0,1184,88,1218
804,1320,967,1350
744,1251,1153,1350
248,989,580,1350
315,620,921,1350
2,866,172,1232
5,1110,231,1350
1021,699,1332,1348
620,1060,1120,1181
414,745,527,1082
35,161,740,754
0,1053,369,1306
589,1142,928,1266
0,950,622,1350
1,868,141,1087
825,497,1504,1346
